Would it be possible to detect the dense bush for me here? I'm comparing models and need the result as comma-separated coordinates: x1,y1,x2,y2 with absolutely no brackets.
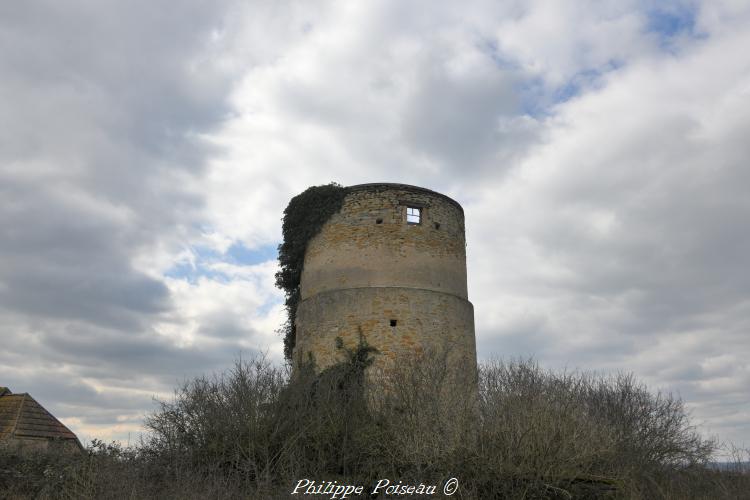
275,183,349,360
2,353,747,499
474,360,721,498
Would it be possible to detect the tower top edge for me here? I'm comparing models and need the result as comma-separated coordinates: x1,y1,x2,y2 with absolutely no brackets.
346,183,464,213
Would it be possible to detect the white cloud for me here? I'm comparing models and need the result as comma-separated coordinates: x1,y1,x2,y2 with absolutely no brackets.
469,13,750,447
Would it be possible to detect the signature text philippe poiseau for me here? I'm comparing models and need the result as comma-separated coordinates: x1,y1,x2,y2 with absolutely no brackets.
291,478,459,499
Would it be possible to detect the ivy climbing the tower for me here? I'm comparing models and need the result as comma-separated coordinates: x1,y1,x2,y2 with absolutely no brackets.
276,183,349,361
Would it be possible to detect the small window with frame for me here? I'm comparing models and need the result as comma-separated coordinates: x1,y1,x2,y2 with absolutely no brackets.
406,206,421,224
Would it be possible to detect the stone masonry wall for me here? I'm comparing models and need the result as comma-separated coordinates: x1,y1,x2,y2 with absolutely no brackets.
300,184,468,300
296,287,476,371
294,183,476,376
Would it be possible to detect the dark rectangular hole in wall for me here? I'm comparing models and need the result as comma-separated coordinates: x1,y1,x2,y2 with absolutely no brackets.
434,222,441,230
376,218,383,224
390,319,397,327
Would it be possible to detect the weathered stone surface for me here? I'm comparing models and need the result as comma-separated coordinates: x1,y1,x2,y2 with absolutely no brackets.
300,184,467,300
296,287,475,370
294,183,477,376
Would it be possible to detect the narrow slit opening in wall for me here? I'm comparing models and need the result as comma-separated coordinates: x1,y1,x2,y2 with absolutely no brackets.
406,206,421,224
390,319,397,327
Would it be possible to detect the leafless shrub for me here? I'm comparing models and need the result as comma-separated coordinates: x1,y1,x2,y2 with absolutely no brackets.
365,346,478,486
474,359,721,498
142,353,287,488
2,352,745,499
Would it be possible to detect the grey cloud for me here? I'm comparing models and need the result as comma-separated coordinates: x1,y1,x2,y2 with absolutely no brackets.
476,313,549,359
0,0,234,323
0,0,251,440
400,56,520,170
198,317,259,340
468,26,750,447
1,320,251,380
0,318,261,431
0,176,171,330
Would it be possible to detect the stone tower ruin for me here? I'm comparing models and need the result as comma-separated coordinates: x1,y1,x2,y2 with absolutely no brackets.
293,183,477,376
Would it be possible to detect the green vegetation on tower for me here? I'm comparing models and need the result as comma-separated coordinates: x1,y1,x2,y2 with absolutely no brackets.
275,183,349,361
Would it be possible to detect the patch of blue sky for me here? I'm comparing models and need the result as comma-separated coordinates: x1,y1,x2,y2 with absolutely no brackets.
475,39,552,119
519,60,624,117
164,259,228,284
476,33,627,116
256,298,283,318
164,242,279,284
476,37,520,72
644,2,705,50
517,77,547,118
225,242,278,266
553,62,622,101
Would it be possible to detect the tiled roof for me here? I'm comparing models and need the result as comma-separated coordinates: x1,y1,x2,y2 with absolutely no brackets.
0,389,80,443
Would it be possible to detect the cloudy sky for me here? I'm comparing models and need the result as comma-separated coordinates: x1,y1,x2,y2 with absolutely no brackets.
1,1,748,451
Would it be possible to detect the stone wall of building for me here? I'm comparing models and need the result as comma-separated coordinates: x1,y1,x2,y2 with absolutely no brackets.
0,436,81,454
294,183,477,375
